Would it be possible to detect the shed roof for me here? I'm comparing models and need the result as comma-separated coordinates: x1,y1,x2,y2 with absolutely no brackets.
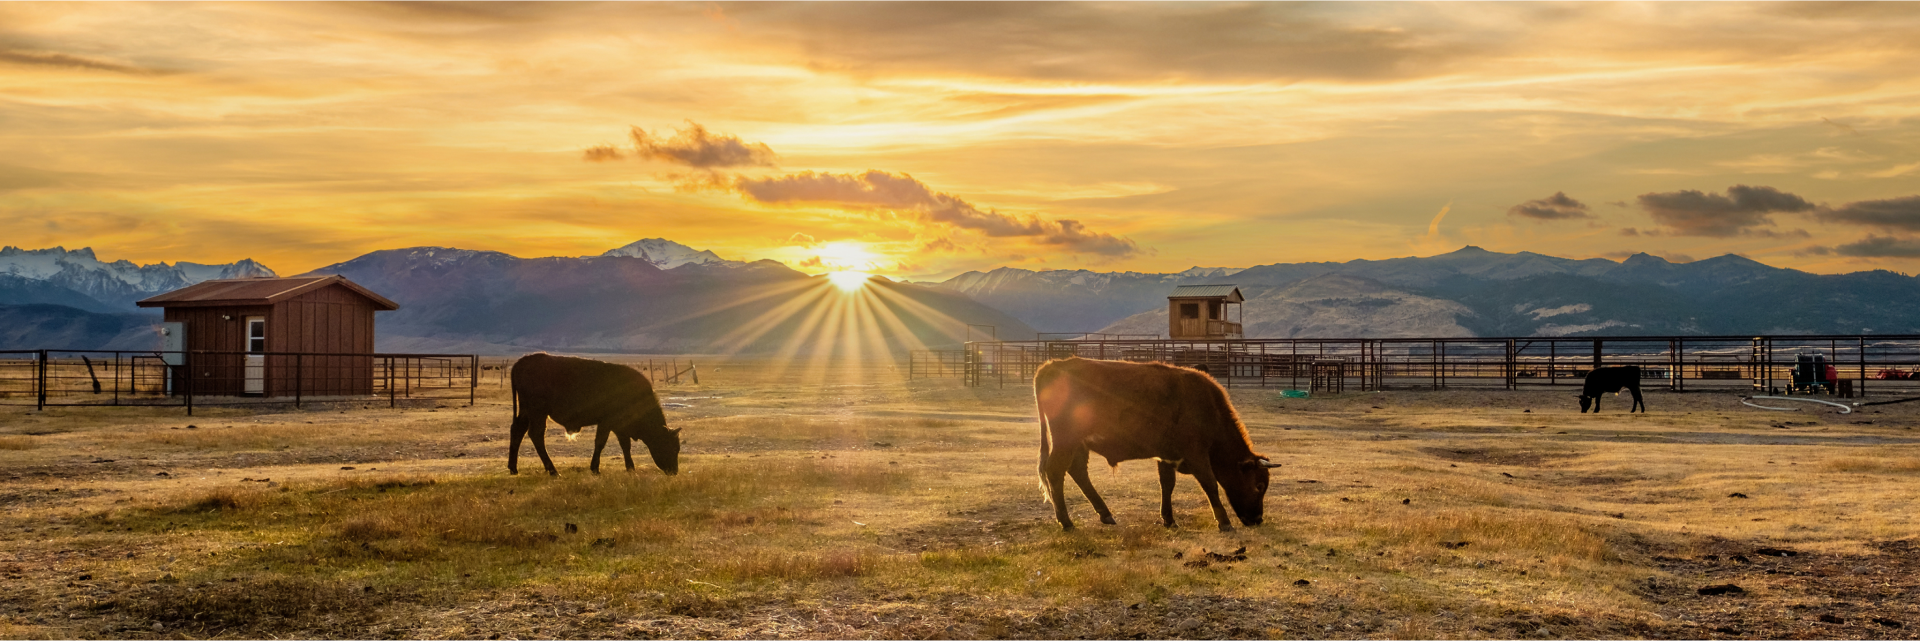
1167,284,1243,302
136,275,399,310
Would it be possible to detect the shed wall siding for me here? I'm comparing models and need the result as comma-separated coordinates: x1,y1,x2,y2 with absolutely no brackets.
162,283,381,397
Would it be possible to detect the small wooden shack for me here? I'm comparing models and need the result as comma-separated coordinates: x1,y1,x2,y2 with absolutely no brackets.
136,275,399,397
1167,284,1243,340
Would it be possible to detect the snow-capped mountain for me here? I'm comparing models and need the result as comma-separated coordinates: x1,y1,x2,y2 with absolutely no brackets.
0,246,275,310
599,238,739,269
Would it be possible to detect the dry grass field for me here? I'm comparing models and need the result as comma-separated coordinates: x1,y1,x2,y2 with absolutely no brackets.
2,358,1917,639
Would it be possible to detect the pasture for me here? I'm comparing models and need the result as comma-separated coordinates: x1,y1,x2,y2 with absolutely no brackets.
1,358,1917,639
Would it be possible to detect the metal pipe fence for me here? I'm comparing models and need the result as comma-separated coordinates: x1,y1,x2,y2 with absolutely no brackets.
925,335,1920,396
0,350,480,415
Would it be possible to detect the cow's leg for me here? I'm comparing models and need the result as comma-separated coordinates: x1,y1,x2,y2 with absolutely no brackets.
508,411,533,475
1591,394,1602,414
1630,386,1646,413
1041,442,1077,530
1066,447,1116,525
617,433,636,471
529,419,559,476
1158,460,1179,528
1190,465,1234,532
590,425,611,474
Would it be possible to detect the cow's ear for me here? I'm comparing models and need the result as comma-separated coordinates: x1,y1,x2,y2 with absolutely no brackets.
670,427,683,435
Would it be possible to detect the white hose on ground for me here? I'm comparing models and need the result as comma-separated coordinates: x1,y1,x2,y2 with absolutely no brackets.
1741,396,1853,414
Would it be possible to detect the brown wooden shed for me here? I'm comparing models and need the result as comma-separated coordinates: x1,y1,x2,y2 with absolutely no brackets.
136,275,399,397
1167,284,1243,340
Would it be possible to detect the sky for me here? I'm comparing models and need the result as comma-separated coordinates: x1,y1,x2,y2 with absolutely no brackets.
3,2,1919,280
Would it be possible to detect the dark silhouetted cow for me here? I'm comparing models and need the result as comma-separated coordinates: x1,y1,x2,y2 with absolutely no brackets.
1579,365,1645,413
1035,357,1280,532
510,353,680,476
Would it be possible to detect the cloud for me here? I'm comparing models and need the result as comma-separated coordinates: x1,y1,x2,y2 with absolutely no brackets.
628,122,775,169
1817,195,1920,230
1834,235,1920,258
581,145,624,162
783,232,818,247
1635,184,1815,236
734,170,1139,257
797,255,824,268
1794,245,1834,257
1507,191,1592,221
0,49,163,75
1820,117,1861,136
730,2,1464,83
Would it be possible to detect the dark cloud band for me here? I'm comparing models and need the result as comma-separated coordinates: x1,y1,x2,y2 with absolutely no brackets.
1508,191,1591,221
1636,184,1814,237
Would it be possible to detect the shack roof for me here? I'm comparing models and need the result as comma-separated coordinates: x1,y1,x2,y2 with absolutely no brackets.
136,275,399,310
1167,284,1243,302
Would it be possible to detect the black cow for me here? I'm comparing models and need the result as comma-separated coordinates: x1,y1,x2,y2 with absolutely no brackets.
1579,365,1645,413
510,353,681,476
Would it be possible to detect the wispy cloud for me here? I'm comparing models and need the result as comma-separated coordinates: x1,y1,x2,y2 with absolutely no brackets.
734,170,1139,257
628,122,776,169
0,49,165,75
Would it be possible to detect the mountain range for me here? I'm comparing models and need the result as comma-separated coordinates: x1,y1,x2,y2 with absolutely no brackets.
0,246,275,311
940,246,1920,338
295,246,1034,354
6,241,1920,354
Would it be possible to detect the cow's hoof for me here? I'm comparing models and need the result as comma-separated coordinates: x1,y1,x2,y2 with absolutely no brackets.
546,470,559,477
1059,523,1075,532
590,468,600,475
508,469,518,475
1163,522,1178,529
1099,515,1117,525
1217,524,1235,533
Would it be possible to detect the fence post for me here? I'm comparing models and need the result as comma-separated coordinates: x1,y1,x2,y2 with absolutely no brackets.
469,355,478,406
35,350,46,410
294,353,303,408
690,362,699,385
389,357,397,408
184,351,195,417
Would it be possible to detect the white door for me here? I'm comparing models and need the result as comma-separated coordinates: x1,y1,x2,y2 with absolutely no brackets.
244,316,266,395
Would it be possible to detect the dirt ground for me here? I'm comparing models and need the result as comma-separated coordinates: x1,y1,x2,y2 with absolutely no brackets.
1,360,1917,639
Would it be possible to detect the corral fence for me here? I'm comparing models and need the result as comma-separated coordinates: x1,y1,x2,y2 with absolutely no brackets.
912,335,1920,397
0,350,480,415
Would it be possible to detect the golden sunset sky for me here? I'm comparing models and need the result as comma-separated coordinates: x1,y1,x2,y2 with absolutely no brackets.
3,2,1918,279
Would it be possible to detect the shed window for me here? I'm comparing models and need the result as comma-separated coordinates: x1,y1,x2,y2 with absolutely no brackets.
1208,301,1222,320
1180,303,1200,319
247,318,266,353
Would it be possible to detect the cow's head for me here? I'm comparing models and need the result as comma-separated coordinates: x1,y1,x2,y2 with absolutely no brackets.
1222,456,1282,526
642,426,682,475
1578,394,1593,413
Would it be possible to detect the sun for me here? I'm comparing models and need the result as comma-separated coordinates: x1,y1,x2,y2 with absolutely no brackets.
816,241,879,271
826,271,872,292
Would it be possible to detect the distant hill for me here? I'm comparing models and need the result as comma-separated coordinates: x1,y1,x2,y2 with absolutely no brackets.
0,304,162,351
301,247,1037,354
944,246,1920,338
1099,274,1475,338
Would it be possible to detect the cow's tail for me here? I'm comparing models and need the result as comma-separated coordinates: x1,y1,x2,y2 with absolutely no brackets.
1036,409,1053,503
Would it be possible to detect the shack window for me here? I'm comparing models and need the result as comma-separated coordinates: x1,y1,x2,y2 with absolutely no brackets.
1208,300,1222,319
1180,303,1200,319
247,317,266,353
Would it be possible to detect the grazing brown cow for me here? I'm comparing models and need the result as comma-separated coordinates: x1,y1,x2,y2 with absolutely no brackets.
1035,357,1280,532
510,353,680,476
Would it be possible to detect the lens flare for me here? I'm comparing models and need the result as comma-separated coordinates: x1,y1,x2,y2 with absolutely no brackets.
827,271,872,292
